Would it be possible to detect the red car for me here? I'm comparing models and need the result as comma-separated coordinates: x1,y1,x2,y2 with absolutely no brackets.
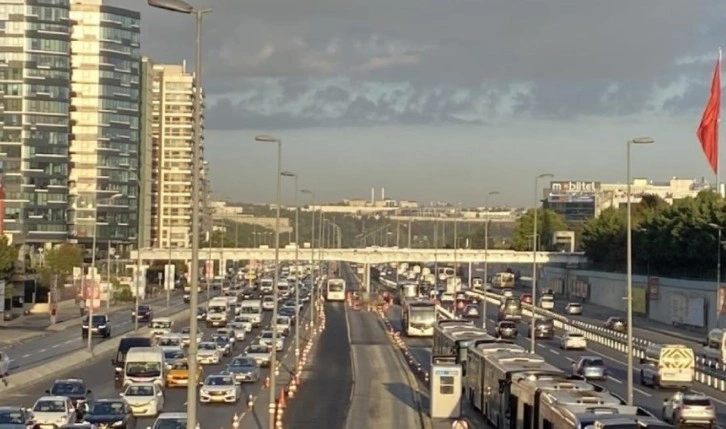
520,293,533,304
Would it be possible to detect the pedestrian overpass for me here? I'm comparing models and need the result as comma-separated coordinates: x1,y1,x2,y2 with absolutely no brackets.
133,247,587,266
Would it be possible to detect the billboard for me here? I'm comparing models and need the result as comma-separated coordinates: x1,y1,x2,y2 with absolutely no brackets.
547,194,595,203
550,181,601,192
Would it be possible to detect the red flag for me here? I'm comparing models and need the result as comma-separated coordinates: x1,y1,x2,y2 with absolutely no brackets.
697,55,721,174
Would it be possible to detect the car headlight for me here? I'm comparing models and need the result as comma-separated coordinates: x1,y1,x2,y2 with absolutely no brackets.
112,421,125,427
98,324,107,329
57,416,67,423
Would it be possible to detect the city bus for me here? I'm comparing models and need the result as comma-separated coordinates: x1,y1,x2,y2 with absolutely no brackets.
402,299,437,337
325,277,346,301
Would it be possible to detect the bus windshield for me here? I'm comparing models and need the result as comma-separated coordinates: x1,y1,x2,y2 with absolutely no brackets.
409,307,436,325
328,281,344,292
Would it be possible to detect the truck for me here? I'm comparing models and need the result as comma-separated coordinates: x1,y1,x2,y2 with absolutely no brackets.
206,297,230,327
491,272,515,289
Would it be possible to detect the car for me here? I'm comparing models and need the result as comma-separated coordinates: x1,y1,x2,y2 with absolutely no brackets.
216,328,237,345
149,318,173,338
605,317,627,332
131,305,153,323
82,399,135,429
211,334,233,356
461,304,480,319
560,332,587,350
565,302,583,315
495,321,518,338
183,293,191,304
199,374,242,404
150,413,189,429
228,322,248,341
262,296,275,311
0,406,35,428
81,314,111,339
178,327,203,347
440,292,455,305
60,424,98,429
571,356,608,380
662,391,716,427
162,348,186,370
157,334,183,349
0,351,9,378
226,356,261,383
502,290,514,298
196,308,207,321
520,293,533,304
539,295,555,310
47,379,93,411
244,344,272,367
274,316,292,337
527,318,555,339
32,396,77,427
120,383,165,417
196,342,222,365
232,316,253,332
258,330,284,351
278,308,296,324
165,359,202,387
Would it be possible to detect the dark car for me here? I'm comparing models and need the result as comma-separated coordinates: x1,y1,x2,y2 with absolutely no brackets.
242,287,254,300
131,305,153,323
47,379,92,415
112,337,152,385
461,304,480,319
0,406,34,429
495,321,518,338
279,307,296,324
605,317,627,332
83,400,135,429
196,307,207,321
527,318,555,339
81,314,110,339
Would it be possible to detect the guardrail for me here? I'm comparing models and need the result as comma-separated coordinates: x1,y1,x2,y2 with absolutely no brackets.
378,274,726,392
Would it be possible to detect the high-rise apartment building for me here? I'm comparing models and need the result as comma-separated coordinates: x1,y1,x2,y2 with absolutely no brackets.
0,0,72,249
137,56,154,249
150,63,204,249
67,0,141,252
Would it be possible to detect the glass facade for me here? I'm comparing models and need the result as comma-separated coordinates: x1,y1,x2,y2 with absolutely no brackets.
0,0,71,245
68,1,140,245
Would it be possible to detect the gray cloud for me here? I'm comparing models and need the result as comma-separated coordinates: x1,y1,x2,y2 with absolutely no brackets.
123,0,726,128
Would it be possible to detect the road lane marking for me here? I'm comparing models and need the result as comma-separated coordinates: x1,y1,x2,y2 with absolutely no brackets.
38,349,46,353
21,354,30,358
692,390,726,406
607,376,622,384
536,343,546,348
634,387,651,397
51,344,59,348
549,349,560,355
565,357,575,362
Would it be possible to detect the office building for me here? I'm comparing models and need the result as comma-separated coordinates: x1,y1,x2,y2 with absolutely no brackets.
0,0,72,249
150,63,204,249
67,0,141,252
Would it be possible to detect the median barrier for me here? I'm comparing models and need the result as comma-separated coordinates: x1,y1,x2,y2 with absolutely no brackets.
0,299,204,394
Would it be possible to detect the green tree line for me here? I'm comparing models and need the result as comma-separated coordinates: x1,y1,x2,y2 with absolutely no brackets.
581,191,723,279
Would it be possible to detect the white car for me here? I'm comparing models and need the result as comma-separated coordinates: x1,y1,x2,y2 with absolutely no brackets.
233,316,254,332
262,296,275,311
152,412,189,429
197,342,222,364
216,328,237,345
560,332,587,350
539,295,555,310
565,302,584,315
120,382,164,417
502,290,514,298
275,316,291,337
199,374,242,404
32,396,77,426
258,330,284,351
228,322,248,341
245,345,272,367
0,351,9,377
179,327,203,347
149,318,173,338
157,334,183,349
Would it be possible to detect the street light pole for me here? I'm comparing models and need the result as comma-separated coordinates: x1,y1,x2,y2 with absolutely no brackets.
302,190,315,328
626,136,654,405
531,173,553,354
255,135,283,429
281,171,301,371
147,2,210,426
482,191,499,331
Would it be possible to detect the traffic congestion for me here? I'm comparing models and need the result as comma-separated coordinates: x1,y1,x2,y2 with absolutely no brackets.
0,262,317,429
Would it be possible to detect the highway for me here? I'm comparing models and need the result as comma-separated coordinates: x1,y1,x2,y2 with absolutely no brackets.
1,294,189,373
379,278,726,425
0,300,297,429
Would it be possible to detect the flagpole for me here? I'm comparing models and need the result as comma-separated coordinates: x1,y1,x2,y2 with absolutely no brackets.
719,47,722,197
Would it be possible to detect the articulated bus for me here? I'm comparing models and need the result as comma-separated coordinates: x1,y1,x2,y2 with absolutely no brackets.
402,299,437,337
432,320,492,373
325,277,347,301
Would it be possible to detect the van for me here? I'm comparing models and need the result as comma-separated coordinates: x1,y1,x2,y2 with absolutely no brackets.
277,281,291,299
123,346,164,387
640,344,695,388
206,297,229,327
260,277,274,294
238,300,262,327
539,295,555,310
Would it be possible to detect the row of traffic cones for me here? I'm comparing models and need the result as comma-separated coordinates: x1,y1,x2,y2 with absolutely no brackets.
377,307,431,383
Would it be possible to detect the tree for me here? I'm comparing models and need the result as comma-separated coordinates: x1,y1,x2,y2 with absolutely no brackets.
0,235,18,281
581,207,626,270
511,209,567,251
39,243,82,286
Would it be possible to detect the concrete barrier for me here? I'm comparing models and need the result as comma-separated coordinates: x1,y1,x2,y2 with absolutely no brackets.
0,301,202,394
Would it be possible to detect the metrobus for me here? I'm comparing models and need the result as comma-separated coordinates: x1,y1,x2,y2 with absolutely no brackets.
396,282,420,305
325,277,346,301
402,299,437,337
432,320,491,372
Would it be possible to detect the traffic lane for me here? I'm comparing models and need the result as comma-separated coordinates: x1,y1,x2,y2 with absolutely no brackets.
0,311,278,429
5,295,190,372
345,301,423,429
283,302,353,428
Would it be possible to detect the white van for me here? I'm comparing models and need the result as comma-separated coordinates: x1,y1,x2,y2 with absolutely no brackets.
149,318,173,338
640,344,695,388
206,297,230,327
124,346,164,386
260,277,274,294
262,295,275,311
277,280,290,299
238,299,262,327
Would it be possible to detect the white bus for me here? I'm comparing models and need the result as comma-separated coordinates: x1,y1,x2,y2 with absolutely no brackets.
326,278,346,301
402,299,436,337
124,346,164,387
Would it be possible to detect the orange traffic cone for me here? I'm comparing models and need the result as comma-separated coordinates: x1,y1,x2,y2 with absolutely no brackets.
278,389,287,409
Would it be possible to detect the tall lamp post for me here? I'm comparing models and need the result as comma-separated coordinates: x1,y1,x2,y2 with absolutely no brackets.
255,134,283,428
281,171,301,371
301,189,316,327
709,223,722,329
626,136,654,405
87,193,122,353
530,173,553,353
147,2,211,426
482,190,499,331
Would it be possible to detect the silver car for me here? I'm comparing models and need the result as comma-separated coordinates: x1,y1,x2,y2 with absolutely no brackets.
199,375,241,404
225,356,260,383
662,391,716,427
258,330,283,351
197,342,221,365
565,302,583,315
216,328,237,346
245,344,272,367
212,334,233,356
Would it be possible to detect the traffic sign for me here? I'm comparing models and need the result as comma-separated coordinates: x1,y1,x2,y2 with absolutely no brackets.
164,264,175,290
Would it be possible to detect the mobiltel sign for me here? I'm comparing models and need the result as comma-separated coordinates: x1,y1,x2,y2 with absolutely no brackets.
550,181,600,193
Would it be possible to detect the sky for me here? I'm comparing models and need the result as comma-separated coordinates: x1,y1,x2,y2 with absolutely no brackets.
120,0,726,206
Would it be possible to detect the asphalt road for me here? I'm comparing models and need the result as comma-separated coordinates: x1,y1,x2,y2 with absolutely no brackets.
0,298,302,429
1,295,189,372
